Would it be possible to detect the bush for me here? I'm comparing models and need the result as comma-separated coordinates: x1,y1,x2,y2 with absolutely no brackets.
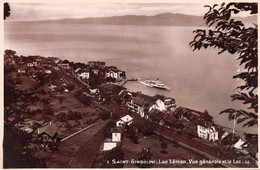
56,112,67,122
43,106,54,115
104,147,124,168
100,112,110,120
111,113,120,120
127,126,139,144
160,150,168,154
67,111,82,120
161,141,168,150
103,120,115,139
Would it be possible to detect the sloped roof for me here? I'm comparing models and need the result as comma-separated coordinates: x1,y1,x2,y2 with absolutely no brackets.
174,107,187,117
234,138,246,149
163,115,177,125
131,96,149,107
138,93,157,103
153,94,165,101
120,115,133,123
164,98,176,105
38,123,58,137
196,119,212,128
185,108,213,119
148,109,165,122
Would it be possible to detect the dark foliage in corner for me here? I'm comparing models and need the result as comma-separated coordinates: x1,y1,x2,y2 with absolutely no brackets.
190,3,258,127
4,3,10,20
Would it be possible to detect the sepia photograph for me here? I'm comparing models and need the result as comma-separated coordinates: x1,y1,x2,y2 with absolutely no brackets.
3,1,258,168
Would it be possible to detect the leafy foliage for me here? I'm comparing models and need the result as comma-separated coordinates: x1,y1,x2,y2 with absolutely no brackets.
136,146,153,168
190,3,258,127
4,3,11,20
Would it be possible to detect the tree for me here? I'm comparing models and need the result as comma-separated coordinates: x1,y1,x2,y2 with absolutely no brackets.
105,147,124,168
4,3,10,20
190,3,258,127
103,120,115,139
136,147,153,168
4,124,47,168
58,96,65,107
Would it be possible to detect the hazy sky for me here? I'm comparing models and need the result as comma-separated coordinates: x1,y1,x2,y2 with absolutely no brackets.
5,2,253,22
6,3,215,21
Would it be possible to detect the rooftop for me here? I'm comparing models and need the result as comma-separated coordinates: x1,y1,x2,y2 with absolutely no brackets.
38,123,59,137
120,114,133,123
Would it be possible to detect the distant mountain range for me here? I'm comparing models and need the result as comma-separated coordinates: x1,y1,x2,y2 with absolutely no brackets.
25,12,258,26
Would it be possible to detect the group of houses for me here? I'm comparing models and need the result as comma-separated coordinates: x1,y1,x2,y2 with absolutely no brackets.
102,115,133,151
72,61,126,83
8,50,126,85
97,84,251,152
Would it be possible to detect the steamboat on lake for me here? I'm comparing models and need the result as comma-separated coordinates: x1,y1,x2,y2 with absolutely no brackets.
139,79,170,90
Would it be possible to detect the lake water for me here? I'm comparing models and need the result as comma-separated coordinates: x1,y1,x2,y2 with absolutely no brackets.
4,22,257,134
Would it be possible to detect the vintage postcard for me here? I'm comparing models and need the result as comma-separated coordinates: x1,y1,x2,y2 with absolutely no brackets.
2,0,258,168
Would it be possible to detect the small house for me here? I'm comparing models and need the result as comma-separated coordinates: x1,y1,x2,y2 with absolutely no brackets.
58,63,70,69
79,72,90,80
164,98,176,111
111,127,122,142
18,68,26,74
148,98,166,112
234,138,246,149
116,115,133,127
127,97,148,118
37,123,59,143
147,109,165,125
27,63,34,67
197,121,218,142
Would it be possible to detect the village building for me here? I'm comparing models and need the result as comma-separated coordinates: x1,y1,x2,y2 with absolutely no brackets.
127,92,161,118
102,127,122,151
102,139,117,151
146,109,165,125
53,66,59,70
164,98,177,111
45,70,52,74
105,66,126,81
111,127,122,142
163,115,184,130
116,115,133,127
57,63,70,69
14,123,34,134
75,67,90,80
92,68,99,75
197,121,218,142
79,72,90,80
148,98,166,112
88,61,105,69
99,84,126,103
18,68,26,74
234,138,247,149
174,107,213,123
27,62,34,67
37,123,59,143
127,97,149,118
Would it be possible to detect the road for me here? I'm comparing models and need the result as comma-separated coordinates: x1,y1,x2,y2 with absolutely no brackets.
47,120,108,168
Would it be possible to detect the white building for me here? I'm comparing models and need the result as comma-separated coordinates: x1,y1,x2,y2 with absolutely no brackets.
148,99,166,112
116,115,133,127
197,124,218,142
234,138,246,149
79,72,90,80
18,68,26,74
111,128,121,142
103,139,117,151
